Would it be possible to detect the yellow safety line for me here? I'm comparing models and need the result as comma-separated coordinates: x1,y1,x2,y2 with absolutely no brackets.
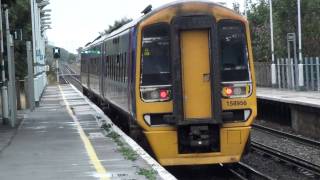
58,85,109,180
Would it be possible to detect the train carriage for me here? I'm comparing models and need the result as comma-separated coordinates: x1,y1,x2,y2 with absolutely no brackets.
81,0,257,166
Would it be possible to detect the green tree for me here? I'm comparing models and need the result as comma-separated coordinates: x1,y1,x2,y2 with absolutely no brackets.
247,0,270,62
8,0,32,79
103,17,132,35
247,0,320,62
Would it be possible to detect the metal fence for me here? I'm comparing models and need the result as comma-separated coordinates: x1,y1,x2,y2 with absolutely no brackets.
254,62,272,87
303,57,320,91
254,57,320,91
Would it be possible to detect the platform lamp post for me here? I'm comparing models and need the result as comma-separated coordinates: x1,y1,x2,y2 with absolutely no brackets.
297,0,304,90
269,0,277,88
4,5,17,127
0,0,9,124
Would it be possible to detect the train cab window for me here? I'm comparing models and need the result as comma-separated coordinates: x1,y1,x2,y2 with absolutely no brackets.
141,23,171,86
218,20,250,82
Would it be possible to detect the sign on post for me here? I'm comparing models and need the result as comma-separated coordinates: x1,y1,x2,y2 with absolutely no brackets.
53,47,60,59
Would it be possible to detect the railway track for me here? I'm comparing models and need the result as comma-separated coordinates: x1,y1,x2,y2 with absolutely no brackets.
251,141,320,177
60,64,82,88
229,162,274,180
252,123,320,178
252,124,320,147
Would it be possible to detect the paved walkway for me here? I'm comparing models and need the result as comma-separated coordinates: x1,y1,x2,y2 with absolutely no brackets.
0,85,175,180
0,125,16,153
0,112,25,153
257,87,320,108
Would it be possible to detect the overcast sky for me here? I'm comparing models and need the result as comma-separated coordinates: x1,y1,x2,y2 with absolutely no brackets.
46,0,244,53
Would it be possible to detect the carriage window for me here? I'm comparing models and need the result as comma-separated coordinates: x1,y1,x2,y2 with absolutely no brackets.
124,53,127,83
141,23,171,86
218,20,250,82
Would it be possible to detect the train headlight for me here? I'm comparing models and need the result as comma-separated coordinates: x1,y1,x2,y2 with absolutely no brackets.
222,83,252,98
140,86,171,102
150,90,160,99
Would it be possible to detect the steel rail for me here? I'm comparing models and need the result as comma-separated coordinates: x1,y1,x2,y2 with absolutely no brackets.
64,64,77,74
62,74,81,85
251,141,320,177
60,64,81,85
252,124,320,147
229,162,274,180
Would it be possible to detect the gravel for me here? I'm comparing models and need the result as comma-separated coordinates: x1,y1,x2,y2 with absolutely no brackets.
251,128,320,166
241,151,316,180
255,119,320,142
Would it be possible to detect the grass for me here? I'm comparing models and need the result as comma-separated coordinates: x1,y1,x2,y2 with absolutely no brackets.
118,146,138,161
138,168,157,180
105,128,138,161
103,123,157,179
102,123,112,132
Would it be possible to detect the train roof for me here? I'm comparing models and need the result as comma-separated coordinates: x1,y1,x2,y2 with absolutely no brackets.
83,0,240,50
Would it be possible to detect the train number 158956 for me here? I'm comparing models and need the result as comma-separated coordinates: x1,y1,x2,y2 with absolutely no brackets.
226,100,247,106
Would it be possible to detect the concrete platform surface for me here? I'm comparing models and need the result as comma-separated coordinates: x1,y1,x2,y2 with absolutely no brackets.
0,124,16,153
257,87,320,108
0,84,175,180
0,111,26,153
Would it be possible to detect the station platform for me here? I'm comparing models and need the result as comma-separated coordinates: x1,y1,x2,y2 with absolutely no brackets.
256,87,320,139
0,84,175,180
257,87,320,108
0,123,17,152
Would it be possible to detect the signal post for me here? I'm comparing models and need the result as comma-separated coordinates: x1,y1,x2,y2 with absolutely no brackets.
53,47,60,83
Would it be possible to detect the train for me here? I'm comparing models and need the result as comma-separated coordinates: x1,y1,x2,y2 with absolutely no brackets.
80,0,257,166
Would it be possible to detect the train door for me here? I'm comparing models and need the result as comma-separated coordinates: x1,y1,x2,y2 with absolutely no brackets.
171,15,222,153
180,30,212,120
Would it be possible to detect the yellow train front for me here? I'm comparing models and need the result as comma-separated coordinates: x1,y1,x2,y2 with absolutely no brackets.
136,1,256,166
81,1,257,166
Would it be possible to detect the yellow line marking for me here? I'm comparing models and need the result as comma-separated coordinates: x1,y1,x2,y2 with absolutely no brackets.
58,85,109,180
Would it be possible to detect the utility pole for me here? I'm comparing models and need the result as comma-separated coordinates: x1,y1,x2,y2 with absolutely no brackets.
0,1,9,124
26,41,35,110
297,0,304,90
269,0,276,88
5,7,17,127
